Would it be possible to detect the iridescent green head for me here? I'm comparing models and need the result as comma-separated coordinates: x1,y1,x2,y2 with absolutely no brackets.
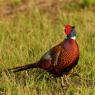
64,24,76,40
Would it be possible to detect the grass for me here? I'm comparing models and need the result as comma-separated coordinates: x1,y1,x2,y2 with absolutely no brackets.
0,1,95,95
81,0,95,7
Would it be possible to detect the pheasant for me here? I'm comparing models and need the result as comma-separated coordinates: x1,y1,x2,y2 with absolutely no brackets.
8,24,79,77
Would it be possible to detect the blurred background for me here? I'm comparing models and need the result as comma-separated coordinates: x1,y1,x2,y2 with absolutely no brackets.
0,0,95,95
0,0,95,19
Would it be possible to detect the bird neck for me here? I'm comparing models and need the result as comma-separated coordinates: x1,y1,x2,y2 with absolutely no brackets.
66,29,76,40
71,36,76,40
65,36,76,40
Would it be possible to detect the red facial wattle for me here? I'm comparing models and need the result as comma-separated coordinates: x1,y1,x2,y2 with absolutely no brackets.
64,24,71,35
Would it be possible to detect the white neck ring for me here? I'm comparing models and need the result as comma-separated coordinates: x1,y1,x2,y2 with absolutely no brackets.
71,36,76,40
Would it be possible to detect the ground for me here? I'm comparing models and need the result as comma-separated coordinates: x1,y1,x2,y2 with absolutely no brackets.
0,0,95,95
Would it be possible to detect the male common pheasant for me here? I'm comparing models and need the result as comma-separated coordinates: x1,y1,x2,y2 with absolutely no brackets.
8,24,79,77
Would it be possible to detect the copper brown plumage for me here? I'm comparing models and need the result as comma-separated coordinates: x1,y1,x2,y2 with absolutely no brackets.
8,24,79,77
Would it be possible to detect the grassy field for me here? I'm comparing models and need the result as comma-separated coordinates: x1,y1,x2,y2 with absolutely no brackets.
0,0,95,95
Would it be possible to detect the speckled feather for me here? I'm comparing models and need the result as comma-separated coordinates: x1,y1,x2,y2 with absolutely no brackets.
8,25,79,77
37,39,79,77
8,38,79,77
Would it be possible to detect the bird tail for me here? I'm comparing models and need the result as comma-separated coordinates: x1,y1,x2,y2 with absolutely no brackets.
8,62,38,73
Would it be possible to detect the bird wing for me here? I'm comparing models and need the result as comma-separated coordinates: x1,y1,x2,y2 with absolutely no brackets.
40,42,63,63
50,43,64,66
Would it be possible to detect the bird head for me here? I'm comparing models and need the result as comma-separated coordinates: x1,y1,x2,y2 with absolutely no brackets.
64,24,76,40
